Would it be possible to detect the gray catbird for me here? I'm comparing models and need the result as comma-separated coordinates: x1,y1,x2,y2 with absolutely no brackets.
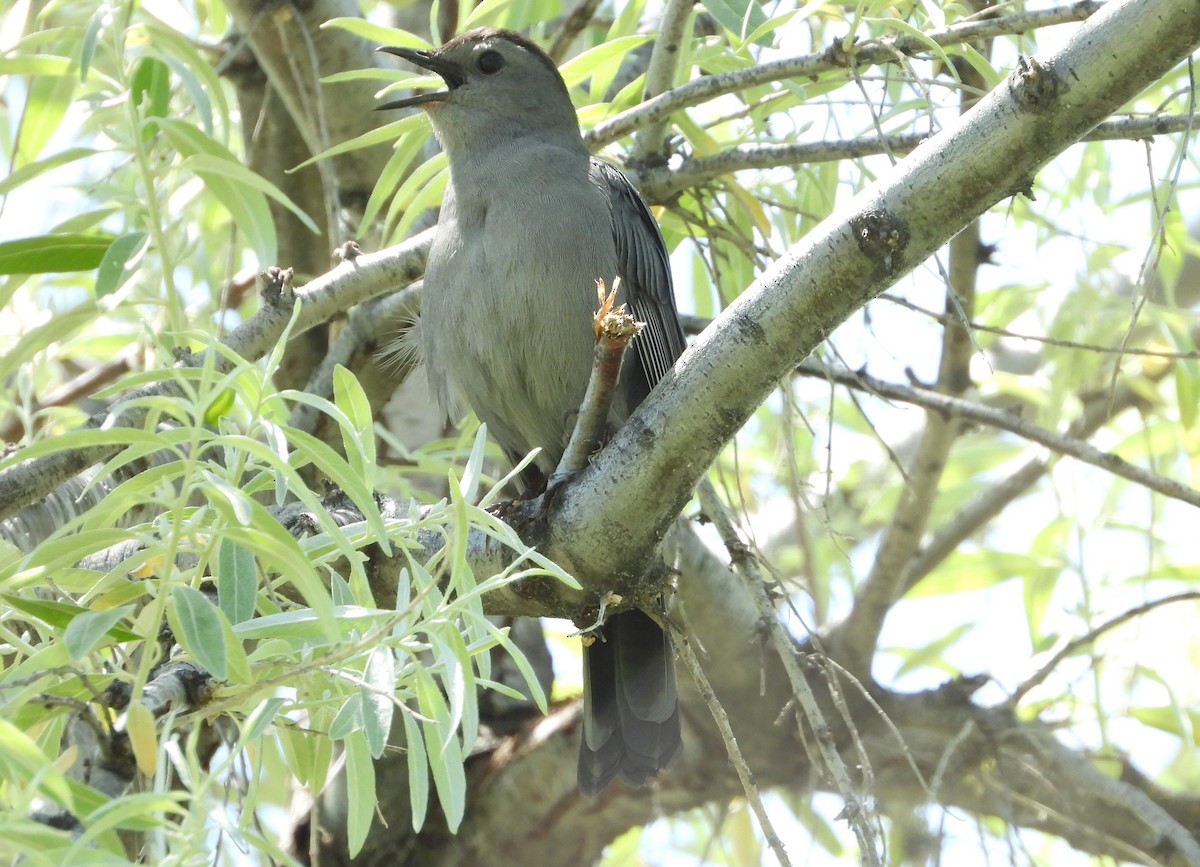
379,28,685,795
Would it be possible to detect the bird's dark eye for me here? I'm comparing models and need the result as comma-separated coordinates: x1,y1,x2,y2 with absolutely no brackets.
477,50,505,74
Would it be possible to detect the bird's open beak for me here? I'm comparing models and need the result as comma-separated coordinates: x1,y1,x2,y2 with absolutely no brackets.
376,45,464,110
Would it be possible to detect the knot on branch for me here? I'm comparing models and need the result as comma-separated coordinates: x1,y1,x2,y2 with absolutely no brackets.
851,208,909,275
1010,55,1064,111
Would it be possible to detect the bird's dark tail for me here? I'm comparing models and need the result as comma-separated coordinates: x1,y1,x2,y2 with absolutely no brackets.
577,609,681,795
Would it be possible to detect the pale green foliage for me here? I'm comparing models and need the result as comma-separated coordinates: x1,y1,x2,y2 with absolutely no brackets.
0,322,553,861
0,3,555,859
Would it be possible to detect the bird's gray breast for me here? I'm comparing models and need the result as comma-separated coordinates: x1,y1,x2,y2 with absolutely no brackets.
421,144,623,469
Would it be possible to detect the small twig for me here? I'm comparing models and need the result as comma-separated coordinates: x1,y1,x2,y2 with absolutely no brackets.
1008,592,1200,707
696,480,883,866
794,363,1200,509
0,351,136,443
661,614,794,867
552,280,642,480
568,591,620,640
586,1,1104,147
547,0,606,62
879,292,1200,360
634,114,1200,202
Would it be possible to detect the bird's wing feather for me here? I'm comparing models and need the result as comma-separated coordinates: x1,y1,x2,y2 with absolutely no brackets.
591,159,686,387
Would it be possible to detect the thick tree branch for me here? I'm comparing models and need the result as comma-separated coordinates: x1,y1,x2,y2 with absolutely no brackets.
323,518,1200,866
547,0,1200,587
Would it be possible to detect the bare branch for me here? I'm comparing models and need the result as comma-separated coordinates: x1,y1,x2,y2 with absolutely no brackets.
838,59,989,673
696,482,883,865
633,0,694,161
666,614,795,867
899,373,1163,590
795,362,1200,508
1009,592,1200,706
586,1,1105,147
547,0,605,63
634,114,1199,201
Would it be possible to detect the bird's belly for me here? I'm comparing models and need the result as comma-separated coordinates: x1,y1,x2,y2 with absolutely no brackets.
426,222,609,470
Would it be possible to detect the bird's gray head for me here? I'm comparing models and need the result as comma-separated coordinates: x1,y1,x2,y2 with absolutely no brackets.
377,28,579,151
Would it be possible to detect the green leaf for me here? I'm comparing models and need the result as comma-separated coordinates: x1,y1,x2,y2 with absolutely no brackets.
703,0,770,45
272,420,390,555
240,696,289,745
387,154,447,241
363,646,395,759
333,365,376,481
63,606,134,660
216,539,258,624
907,551,1044,598
559,37,650,89
743,8,803,47
416,666,465,831
359,125,427,230
231,605,390,642
130,55,171,121
142,22,230,136
330,693,364,740
94,231,146,297
15,70,77,167
0,147,96,198
1,594,139,642
462,0,517,29
891,623,973,678
80,9,105,79
321,18,432,51
0,55,72,76
0,234,115,275
344,733,376,857
0,719,107,819
203,387,236,425
153,119,277,265
402,709,429,830
299,114,428,169
480,618,547,713
0,301,99,385
170,586,228,680
181,153,320,233
1130,704,1199,744
1175,361,1198,430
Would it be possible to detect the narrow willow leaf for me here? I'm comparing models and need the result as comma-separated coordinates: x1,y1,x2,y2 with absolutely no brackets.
170,586,228,680
93,231,146,297
63,605,133,660
363,646,395,759
216,538,257,624
125,701,158,777
344,733,376,857
0,234,114,275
